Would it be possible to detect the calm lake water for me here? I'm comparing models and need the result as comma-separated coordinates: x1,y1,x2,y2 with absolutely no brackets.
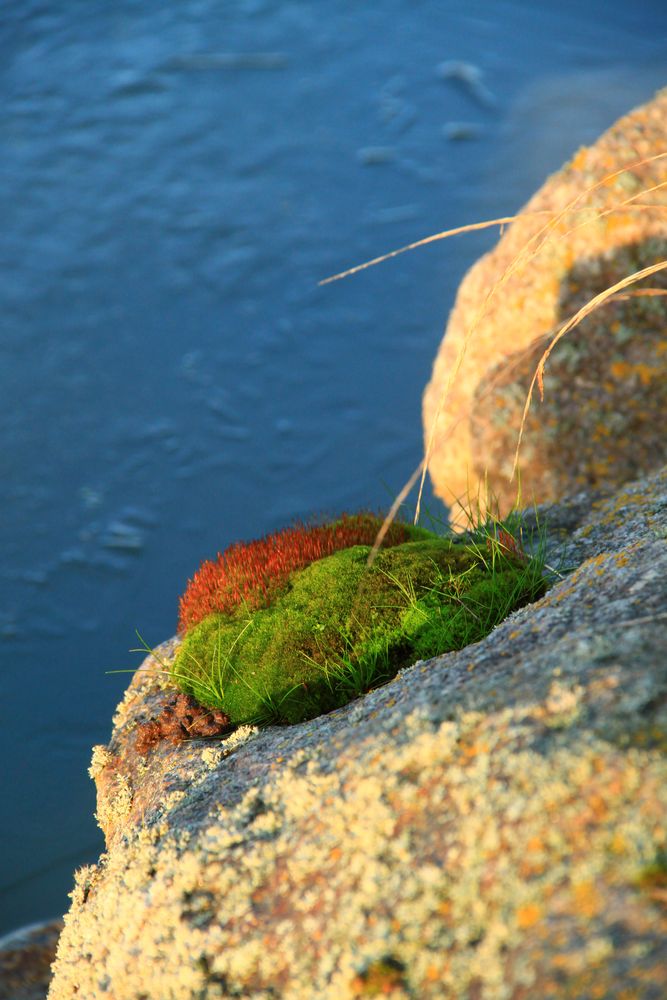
2,0,666,933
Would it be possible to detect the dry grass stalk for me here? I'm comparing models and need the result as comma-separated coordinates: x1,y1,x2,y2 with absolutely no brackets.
322,151,667,536
318,214,552,286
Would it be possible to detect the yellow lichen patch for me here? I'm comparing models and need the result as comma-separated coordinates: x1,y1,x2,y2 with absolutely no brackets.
88,744,113,780
200,746,224,770
542,682,584,728
94,771,133,834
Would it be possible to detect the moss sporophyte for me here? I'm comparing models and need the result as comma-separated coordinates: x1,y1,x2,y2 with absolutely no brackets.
167,513,547,728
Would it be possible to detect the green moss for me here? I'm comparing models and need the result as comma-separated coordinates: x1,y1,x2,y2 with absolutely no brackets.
171,531,546,727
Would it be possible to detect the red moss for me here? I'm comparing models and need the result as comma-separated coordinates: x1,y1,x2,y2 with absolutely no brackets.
178,512,414,634
488,527,528,564
135,693,232,755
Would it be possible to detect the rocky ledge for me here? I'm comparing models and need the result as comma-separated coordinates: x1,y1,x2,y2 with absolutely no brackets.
47,466,667,999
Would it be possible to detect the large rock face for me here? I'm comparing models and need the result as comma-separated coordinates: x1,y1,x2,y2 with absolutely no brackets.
423,88,667,521
48,467,667,1000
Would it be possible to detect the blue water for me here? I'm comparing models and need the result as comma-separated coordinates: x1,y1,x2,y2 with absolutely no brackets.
1,0,666,933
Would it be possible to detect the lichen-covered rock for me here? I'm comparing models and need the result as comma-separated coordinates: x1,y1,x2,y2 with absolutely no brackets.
48,467,667,1000
423,88,667,521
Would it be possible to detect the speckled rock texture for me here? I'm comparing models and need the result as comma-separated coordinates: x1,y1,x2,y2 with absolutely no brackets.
423,88,667,520
0,920,63,1000
48,467,667,1000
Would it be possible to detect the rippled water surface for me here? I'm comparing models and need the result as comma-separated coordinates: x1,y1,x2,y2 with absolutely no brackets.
2,0,666,931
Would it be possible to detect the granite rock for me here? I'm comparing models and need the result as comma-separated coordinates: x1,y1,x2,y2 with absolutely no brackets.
423,88,667,521
48,467,667,999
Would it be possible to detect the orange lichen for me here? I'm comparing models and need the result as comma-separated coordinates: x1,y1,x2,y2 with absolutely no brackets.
609,360,658,385
572,879,604,919
569,147,589,172
516,903,543,929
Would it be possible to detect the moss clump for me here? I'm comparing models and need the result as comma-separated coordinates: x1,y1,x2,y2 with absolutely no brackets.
171,532,545,726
